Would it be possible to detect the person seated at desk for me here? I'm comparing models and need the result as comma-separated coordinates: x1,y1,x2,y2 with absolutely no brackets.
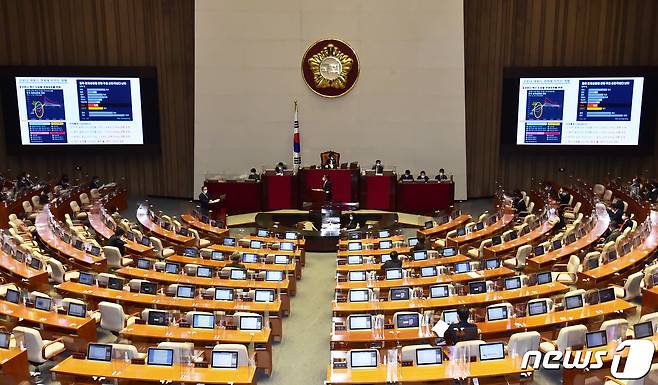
434,168,448,181
345,213,359,230
324,154,338,169
413,234,428,251
276,162,288,171
39,188,50,206
604,213,633,243
274,166,285,176
417,171,429,183
630,177,642,198
226,252,246,269
247,168,260,181
89,175,102,189
511,190,527,213
399,169,414,182
108,228,126,255
381,251,402,270
558,187,571,206
198,186,221,214
372,160,384,174
607,198,624,226
443,307,479,345
58,174,70,189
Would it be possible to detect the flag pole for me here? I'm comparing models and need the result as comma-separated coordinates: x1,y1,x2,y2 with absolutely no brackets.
293,100,301,174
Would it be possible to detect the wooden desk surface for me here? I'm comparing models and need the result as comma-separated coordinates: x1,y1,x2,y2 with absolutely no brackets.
0,347,30,384
417,214,472,238
484,218,556,257
331,325,435,345
338,236,405,246
528,212,610,270
136,204,195,246
447,212,515,247
337,246,412,257
181,214,230,238
88,205,153,255
0,299,96,335
476,299,635,337
121,323,271,344
167,254,297,273
578,211,658,286
51,357,256,384
335,267,515,291
56,281,282,314
116,266,290,291
326,356,530,384
242,234,306,248
35,205,107,271
332,282,569,315
336,254,469,272
0,249,49,289
210,244,303,258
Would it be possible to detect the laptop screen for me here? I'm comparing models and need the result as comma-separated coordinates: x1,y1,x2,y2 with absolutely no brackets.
348,242,362,251
274,255,289,265
379,240,392,250
536,272,552,285
5,289,20,304
196,266,213,278
416,347,442,365
87,343,112,362
257,229,269,237
634,321,654,339
250,240,262,249
254,289,275,302
487,306,508,321
442,310,459,324
504,277,522,290
176,285,195,298
528,301,548,316
469,281,487,294
108,277,124,290
565,295,584,310
413,251,427,261
265,271,284,281
211,351,238,369
279,242,294,251
239,315,262,330
378,230,391,238
0,332,10,349
147,348,174,366
396,313,419,328
347,255,362,265
230,269,247,280
390,288,410,301
479,342,505,361
285,232,298,240
211,251,225,261
79,272,95,285
484,259,499,269
348,315,372,330
598,287,616,303
454,262,470,273
215,288,234,301
348,271,366,282
164,263,180,274
223,238,236,246
430,285,449,298
420,266,437,277
192,313,215,329
586,330,608,348
147,310,169,326
350,350,378,368
349,289,369,302
68,303,86,318
140,281,158,295
242,253,258,263
34,296,51,311
385,269,403,280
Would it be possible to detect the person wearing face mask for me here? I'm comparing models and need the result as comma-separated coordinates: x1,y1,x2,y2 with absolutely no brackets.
372,160,384,174
434,168,448,181
399,169,414,182
417,170,429,183
198,185,220,215
345,213,358,230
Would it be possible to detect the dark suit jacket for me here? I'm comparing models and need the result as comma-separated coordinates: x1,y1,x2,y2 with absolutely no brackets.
444,321,479,345
435,174,448,181
199,192,210,210
323,180,333,201
400,174,414,182
107,235,126,255
372,165,384,174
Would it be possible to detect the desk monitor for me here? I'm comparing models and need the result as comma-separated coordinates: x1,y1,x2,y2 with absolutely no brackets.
147,348,174,366
442,309,459,324
408,238,419,247
78,271,95,286
182,248,197,257
442,247,456,257
479,342,505,361
634,321,654,339
430,285,450,298
421,266,437,277
469,281,487,294
416,347,443,365
379,240,392,250
528,300,548,316
223,237,236,246
586,330,608,348
348,315,372,330
504,276,522,290
108,277,124,291
534,245,545,256
587,257,600,270
396,313,420,328
164,262,180,274
265,270,284,281
279,242,294,251
475,222,485,231
454,262,470,274
192,313,215,329
214,287,234,301
140,236,151,247
491,236,502,246
211,350,238,369
230,269,247,280
285,232,298,240
89,246,101,257
552,240,563,250
347,255,363,265
87,343,113,362
147,310,169,326
5,288,20,304
380,254,392,263
239,315,262,330
424,220,434,229
348,242,362,251
242,253,258,263
250,240,262,249
254,289,275,302
34,296,51,311
196,266,213,278
257,229,269,237
348,231,361,240
179,228,190,237
137,258,151,270
349,289,369,302
413,250,428,261
521,225,531,235
378,230,391,238
13,251,24,263
350,350,378,368
29,257,42,270
577,227,587,238
390,287,410,301
508,231,518,240
211,251,225,261
385,268,403,280
536,271,552,285
487,305,508,321
68,302,86,318
74,239,84,250
633,236,642,248
140,281,158,295
607,249,618,262
162,222,172,231
274,255,289,265
481,259,499,271
456,227,466,236
176,285,195,298
621,242,631,256
566,233,577,245
598,287,616,303
1,242,11,254
0,331,10,349
565,295,584,310
348,271,367,282
125,232,135,241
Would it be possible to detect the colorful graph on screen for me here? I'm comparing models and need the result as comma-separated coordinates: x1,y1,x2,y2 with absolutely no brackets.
24,89,66,120
525,89,564,120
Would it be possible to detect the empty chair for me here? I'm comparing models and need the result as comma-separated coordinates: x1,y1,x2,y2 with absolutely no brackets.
189,229,211,248
582,252,601,272
603,189,613,202
31,195,42,210
184,264,200,275
103,246,132,269
613,271,644,300
98,302,137,333
79,193,91,206
467,239,492,259
514,214,535,231
90,188,101,200
212,344,250,366
564,202,582,220
149,237,175,258
539,324,587,353
157,341,202,364
477,212,488,222
436,229,457,248
503,244,532,270
128,279,149,292
61,298,86,314
508,331,541,357
593,184,605,196
70,201,87,219
400,344,434,364
22,201,37,220
13,326,66,380
551,255,580,285
97,272,119,287
454,340,486,360
600,319,628,342
111,343,146,360
46,258,76,284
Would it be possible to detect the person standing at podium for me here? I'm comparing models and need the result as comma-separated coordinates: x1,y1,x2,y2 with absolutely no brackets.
322,174,333,202
198,186,220,215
